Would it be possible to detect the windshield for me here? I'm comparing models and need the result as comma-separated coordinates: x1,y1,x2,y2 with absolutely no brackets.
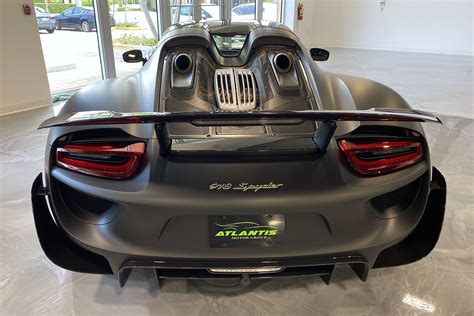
212,34,247,56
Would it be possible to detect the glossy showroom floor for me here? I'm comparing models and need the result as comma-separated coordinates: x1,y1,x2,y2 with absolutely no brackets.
1,48,472,315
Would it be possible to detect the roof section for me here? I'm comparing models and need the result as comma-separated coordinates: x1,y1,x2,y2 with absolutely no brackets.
164,20,290,36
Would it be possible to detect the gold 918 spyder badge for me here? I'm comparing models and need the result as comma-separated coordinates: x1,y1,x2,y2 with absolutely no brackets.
209,182,284,192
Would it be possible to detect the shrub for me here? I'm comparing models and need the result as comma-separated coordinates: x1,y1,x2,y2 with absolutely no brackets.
116,6,142,12
115,21,139,27
113,34,157,47
34,3,76,14
81,0,94,6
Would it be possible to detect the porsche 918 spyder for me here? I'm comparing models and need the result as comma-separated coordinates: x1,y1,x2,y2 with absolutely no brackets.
32,21,446,288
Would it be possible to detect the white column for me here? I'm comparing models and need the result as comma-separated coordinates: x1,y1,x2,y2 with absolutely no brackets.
94,0,116,79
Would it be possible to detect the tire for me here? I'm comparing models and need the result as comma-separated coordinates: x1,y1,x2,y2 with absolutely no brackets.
55,22,61,30
47,29,54,34
81,21,91,32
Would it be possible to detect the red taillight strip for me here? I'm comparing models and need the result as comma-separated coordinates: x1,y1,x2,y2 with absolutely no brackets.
56,143,145,179
338,140,423,175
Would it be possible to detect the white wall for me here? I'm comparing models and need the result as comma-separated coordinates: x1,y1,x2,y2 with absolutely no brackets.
293,0,473,55
0,0,51,116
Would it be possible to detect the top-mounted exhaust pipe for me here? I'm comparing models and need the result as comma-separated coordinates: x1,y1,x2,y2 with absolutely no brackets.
273,53,292,74
174,53,193,74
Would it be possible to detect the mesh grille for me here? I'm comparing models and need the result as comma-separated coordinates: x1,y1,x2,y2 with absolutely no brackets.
214,68,257,111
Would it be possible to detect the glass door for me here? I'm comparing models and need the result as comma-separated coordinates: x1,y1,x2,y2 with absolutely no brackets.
36,2,103,94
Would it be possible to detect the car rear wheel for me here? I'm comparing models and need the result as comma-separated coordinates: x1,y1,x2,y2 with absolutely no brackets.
81,21,91,32
47,29,55,34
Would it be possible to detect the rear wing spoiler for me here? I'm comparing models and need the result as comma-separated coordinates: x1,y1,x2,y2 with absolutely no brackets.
38,109,441,156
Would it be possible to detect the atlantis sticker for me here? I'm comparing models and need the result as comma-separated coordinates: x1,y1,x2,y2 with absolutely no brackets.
209,214,285,248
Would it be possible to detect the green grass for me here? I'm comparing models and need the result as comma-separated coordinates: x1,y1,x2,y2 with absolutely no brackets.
112,26,144,31
115,21,139,27
116,7,142,12
113,34,157,47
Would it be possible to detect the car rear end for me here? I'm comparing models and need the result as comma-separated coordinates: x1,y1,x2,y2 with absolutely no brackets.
31,109,446,287
36,13,55,32
30,24,446,287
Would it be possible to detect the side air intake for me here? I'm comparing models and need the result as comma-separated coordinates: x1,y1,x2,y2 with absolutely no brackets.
214,68,257,111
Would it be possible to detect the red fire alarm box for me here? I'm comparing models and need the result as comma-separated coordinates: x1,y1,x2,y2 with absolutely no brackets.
23,4,32,15
297,3,304,20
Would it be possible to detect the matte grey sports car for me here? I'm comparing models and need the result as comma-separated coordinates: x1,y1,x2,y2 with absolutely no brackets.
32,21,446,288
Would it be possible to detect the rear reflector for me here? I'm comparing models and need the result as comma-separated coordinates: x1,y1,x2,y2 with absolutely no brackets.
56,142,145,179
208,267,284,274
338,139,423,175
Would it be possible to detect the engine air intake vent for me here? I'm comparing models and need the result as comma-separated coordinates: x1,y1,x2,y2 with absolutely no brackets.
214,68,257,111
215,69,235,108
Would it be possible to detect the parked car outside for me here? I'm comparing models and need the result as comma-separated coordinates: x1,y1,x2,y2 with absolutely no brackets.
172,6,213,22
55,7,116,32
231,3,256,20
231,3,277,21
35,6,56,33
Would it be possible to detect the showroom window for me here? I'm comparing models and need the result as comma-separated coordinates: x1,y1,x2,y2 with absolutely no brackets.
109,0,160,78
36,2,103,94
164,0,223,27
230,1,282,23
231,1,256,20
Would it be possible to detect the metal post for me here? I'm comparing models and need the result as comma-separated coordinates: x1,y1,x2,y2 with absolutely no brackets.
158,0,171,37
94,0,116,79
255,0,263,21
276,0,283,23
221,0,231,22
193,0,202,22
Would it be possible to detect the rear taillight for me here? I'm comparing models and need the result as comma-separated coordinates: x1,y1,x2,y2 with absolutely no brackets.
56,142,145,179
338,139,423,175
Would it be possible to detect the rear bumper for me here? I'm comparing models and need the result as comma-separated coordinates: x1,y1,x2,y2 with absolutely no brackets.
37,22,55,30
31,168,446,286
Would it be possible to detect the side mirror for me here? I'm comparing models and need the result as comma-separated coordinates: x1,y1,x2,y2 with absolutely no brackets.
310,48,330,61
122,49,147,65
